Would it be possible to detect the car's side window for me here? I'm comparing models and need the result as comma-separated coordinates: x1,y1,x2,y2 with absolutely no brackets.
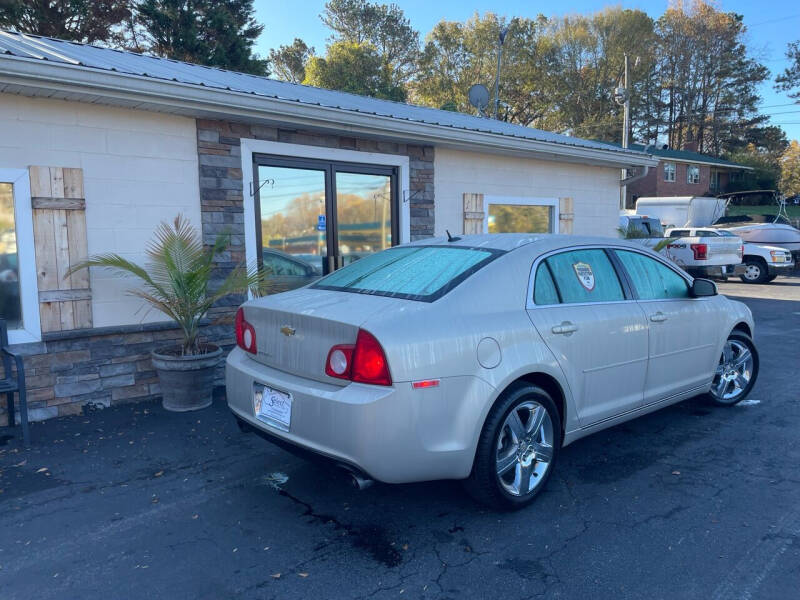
670,229,690,237
543,249,624,304
615,250,689,300
533,263,560,305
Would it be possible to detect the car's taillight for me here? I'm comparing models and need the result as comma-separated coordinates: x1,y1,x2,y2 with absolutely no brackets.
739,245,744,259
690,243,708,260
235,307,257,354
325,344,354,379
325,329,392,386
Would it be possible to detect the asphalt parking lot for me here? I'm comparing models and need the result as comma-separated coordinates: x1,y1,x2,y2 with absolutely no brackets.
1,277,799,599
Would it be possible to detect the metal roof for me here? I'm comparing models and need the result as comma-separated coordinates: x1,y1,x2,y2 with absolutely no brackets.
604,141,750,169
0,30,648,160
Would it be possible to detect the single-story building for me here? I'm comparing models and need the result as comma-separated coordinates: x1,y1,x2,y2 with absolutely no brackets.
623,143,751,208
0,30,655,424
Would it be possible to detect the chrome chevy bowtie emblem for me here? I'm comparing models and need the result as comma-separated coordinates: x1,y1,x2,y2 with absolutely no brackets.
280,325,296,337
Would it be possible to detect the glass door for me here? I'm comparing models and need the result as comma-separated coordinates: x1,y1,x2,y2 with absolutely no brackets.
254,156,397,283
334,171,394,268
256,162,328,291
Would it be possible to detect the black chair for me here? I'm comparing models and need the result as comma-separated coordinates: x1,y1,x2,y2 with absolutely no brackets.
0,319,29,446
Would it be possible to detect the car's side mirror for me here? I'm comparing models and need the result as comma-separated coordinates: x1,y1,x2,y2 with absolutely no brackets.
691,278,717,298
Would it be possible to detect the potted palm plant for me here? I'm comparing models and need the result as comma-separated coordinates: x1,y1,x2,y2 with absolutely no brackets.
71,216,261,412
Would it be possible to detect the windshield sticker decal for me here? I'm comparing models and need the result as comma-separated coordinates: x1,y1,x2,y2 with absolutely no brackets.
573,262,595,291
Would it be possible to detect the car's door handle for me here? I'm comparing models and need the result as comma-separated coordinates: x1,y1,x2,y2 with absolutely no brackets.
552,322,578,335
650,312,668,323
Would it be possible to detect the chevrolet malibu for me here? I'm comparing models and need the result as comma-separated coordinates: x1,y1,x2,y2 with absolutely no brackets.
226,234,759,509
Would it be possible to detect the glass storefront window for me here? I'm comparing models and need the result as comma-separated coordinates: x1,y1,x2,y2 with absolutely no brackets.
0,182,22,329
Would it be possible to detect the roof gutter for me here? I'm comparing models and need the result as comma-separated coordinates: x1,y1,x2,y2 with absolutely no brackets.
0,56,657,170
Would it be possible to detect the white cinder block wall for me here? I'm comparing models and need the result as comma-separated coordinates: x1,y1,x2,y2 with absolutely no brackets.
0,95,200,327
433,148,622,237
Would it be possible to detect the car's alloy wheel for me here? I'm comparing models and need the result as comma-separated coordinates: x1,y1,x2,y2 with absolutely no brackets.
708,332,759,406
740,259,768,284
465,383,561,509
495,400,555,496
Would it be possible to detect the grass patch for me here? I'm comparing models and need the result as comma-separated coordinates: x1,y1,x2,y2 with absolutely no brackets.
726,204,800,218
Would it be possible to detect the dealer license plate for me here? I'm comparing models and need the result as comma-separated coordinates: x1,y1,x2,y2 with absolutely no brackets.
253,383,292,432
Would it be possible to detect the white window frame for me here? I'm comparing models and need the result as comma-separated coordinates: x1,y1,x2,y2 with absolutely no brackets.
0,168,41,344
687,164,700,184
483,196,560,234
663,161,676,182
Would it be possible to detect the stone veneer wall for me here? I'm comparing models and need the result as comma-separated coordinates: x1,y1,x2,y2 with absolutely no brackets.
0,118,435,427
196,119,435,315
0,321,228,426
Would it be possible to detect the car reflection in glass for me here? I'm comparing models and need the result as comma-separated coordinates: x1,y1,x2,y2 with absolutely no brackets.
261,249,324,293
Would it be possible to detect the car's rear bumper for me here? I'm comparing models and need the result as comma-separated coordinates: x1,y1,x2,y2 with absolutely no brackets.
225,347,493,483
688,264,746,278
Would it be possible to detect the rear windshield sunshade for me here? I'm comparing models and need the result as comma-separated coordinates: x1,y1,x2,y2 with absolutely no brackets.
312,245,504,302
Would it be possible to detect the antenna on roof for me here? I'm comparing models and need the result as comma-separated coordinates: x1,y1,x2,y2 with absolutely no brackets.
446,230,461,242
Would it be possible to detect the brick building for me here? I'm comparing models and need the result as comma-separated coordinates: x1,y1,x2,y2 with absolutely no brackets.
0,31,655,425
624,143,750,208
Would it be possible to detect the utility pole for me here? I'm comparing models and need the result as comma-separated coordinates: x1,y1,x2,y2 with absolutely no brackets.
494,27,509,120
622,53,630,151
620,54,630,210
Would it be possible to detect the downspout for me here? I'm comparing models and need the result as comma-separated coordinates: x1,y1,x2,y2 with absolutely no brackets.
620,164,650,186
619,144,655,208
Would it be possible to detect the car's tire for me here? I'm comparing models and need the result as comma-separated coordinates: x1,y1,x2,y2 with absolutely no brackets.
766,274,778,282
739,258,769,284
707,331,759,407
464,382,561,510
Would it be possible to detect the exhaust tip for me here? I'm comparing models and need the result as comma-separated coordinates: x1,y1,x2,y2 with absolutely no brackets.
349,472,374,491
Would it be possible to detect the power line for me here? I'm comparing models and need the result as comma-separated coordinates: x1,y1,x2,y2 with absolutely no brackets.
747,14,800,28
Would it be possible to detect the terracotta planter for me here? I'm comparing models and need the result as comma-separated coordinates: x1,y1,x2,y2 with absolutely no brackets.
151,344,223,412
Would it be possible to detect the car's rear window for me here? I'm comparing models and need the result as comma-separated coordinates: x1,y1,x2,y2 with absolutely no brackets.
312,246,502,301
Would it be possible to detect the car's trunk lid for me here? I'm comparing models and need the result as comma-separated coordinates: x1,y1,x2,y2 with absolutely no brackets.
242,288,405,384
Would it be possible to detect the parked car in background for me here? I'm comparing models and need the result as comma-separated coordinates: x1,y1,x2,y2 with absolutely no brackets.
619,214,665,238
228,235,758,509
665,227,793,283
719,222,800,264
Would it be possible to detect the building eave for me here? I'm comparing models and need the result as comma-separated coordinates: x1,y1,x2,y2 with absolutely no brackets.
652,156,753,171
0,56,658,170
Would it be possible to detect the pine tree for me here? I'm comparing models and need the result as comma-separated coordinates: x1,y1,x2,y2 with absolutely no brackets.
0,0,131,44
134,0,268,75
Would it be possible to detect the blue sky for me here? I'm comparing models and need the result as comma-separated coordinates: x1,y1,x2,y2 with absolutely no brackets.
253,0,800,141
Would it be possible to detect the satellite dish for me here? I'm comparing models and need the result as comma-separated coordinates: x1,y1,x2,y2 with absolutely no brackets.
468,84,490,116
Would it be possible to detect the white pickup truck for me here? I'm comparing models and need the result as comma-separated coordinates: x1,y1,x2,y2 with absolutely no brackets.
660,227,745,279
669,227,794,284
620,216,744,278
618,225,742,279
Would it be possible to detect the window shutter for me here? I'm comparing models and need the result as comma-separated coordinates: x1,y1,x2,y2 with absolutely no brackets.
28,166,92,332
559,197,574,234
463,193,485,234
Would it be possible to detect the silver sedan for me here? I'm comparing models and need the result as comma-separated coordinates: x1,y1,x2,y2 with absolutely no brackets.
226,234,758,509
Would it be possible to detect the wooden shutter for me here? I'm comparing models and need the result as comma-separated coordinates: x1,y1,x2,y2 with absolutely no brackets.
29,166,92,332
558,197,574,234
463,193,485,234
